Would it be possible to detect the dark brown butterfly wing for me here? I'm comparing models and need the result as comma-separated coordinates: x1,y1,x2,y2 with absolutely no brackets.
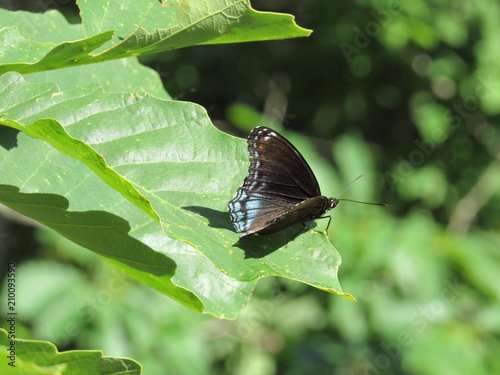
228,127,324,237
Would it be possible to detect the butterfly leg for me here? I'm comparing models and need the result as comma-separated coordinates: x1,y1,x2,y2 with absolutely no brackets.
316,215,332,235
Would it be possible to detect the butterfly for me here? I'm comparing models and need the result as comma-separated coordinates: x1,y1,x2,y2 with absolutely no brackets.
228,126,341,238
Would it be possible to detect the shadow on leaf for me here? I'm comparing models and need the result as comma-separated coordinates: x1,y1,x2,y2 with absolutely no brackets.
0,126,19,150
235,223,318,258
182,205,234,231
0,185,177,277
182,205,320,258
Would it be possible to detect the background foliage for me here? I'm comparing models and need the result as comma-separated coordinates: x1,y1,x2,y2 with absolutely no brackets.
1,0,499,374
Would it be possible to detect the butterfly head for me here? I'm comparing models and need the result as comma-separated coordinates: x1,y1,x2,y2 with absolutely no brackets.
329,198,340,211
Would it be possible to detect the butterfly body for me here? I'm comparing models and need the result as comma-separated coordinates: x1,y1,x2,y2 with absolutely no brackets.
228,126,339,238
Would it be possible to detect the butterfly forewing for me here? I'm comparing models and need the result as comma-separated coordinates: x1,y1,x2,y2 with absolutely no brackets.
228,127,323,236
247,127,321,199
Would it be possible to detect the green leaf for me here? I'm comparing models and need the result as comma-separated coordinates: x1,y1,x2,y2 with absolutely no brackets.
0,328,141,374
27,58,172,101
0,1,311,75
0,73,354,307
0,9,169,98
0,73,255,318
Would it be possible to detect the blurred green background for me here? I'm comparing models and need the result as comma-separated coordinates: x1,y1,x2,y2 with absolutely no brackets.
1,0,500,374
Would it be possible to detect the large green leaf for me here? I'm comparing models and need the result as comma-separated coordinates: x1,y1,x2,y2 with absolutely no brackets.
0,0,311,74
0,329,141,374
0,73,354,308
0,8,170,98
0,72,255,318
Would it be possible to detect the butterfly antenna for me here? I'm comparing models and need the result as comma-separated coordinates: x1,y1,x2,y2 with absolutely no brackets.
338,199,388,206
336,174,364,198
336,174,388,206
